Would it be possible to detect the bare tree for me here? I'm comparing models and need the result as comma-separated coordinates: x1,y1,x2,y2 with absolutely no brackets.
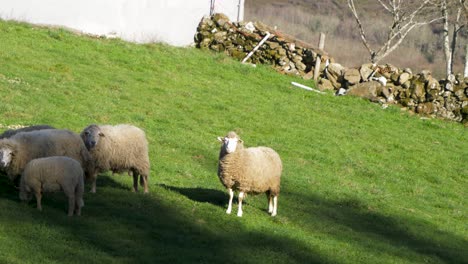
347,0,443,65
437,0,467,77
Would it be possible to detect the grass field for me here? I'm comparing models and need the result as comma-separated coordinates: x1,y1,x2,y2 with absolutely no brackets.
0,20,467,264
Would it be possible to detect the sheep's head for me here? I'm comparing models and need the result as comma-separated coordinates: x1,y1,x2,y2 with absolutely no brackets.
218,131,243,154
0,142,15,168
81,125,104,150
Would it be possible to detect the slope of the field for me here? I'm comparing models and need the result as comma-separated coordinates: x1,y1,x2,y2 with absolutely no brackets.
0,20,466,264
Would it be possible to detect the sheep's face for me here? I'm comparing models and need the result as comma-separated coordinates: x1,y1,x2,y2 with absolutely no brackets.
81,125,104,150
218,136,242,154
0,147,14,168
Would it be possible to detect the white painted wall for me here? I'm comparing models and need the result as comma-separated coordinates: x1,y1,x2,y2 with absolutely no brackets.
0,0,244,46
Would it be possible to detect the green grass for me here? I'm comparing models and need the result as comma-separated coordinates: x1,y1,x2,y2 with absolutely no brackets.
0,20,467,264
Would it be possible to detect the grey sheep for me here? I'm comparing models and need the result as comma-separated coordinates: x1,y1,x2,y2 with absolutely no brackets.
0,129,94,182
0,125,55,139
19,156,84,216
217,131,282,217
80,124,150,193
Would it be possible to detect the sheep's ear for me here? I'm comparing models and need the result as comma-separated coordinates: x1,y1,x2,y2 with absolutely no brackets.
217,137,224,142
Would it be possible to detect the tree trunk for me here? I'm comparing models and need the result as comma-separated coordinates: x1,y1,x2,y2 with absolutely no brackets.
442,0,452,77
465,43,468,78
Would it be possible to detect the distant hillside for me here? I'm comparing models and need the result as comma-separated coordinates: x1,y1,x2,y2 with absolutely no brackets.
245,0,466,78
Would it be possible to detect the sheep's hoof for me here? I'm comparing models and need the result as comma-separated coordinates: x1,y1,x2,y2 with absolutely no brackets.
237,212,243,217
226,209,232,214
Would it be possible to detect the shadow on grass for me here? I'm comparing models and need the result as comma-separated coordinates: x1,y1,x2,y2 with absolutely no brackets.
286,191,468,263
2,172,466,263
0,176,329,264
158,184,226,207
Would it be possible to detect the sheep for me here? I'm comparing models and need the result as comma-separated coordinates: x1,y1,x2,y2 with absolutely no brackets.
0,125,55,139
0,129,94,183
19,156,84,216
217,131,282,217
80,124,150,193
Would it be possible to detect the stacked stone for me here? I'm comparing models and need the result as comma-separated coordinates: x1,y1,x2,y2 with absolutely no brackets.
194,14,468,124
194,13,331,78
335,64,468,122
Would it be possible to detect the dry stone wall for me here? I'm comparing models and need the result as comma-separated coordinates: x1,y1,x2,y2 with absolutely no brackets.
195,14,468,123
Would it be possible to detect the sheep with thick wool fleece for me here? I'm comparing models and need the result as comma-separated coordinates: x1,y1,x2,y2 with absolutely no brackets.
80,124,150,193
217,131,282,217
0,129,94,183
19,156,85,216
0,125,55,139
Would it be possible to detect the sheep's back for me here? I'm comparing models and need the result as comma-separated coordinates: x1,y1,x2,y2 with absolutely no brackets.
91,125,149,173
8,130,89,178
23,156,83,191
220,147,282,194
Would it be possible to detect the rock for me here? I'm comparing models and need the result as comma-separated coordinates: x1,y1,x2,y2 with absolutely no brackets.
318,78,334,91
344,68,361,85
214,31,227,42
416,102,435,115
402,80,412,89
418,70,432,82
302,71,314,80
213,13,230,27
325,63,345,89
410,80,426,103
403,68,413,74
267,41,280,49
359,63,374,81
346,81,382,101
447,74,456,83
244,22,255,33
398,72,411,85
426,76,440,91
390,73,399,84
295,62,307,72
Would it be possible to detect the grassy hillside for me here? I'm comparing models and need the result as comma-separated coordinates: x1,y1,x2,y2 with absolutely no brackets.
0,20,467,264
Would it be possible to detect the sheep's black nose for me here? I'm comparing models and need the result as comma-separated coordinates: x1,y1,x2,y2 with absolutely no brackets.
91,141,96,146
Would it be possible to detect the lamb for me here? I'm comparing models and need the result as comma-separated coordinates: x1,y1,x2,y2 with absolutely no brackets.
0,125,55,139
0,129,94,183
217,131,282,217
80,124,150,193
19,156,84,216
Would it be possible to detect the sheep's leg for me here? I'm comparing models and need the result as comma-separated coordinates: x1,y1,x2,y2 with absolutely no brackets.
75,198,81,216
268,195,273,214
67,195,75,216
90,173,97,193
132,173,139,192
272,195,278,217
35,191,42,211
226,188,234,214
141,175,149,194
237,191,244,217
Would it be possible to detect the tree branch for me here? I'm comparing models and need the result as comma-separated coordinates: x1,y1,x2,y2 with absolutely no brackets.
347,0,376,61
